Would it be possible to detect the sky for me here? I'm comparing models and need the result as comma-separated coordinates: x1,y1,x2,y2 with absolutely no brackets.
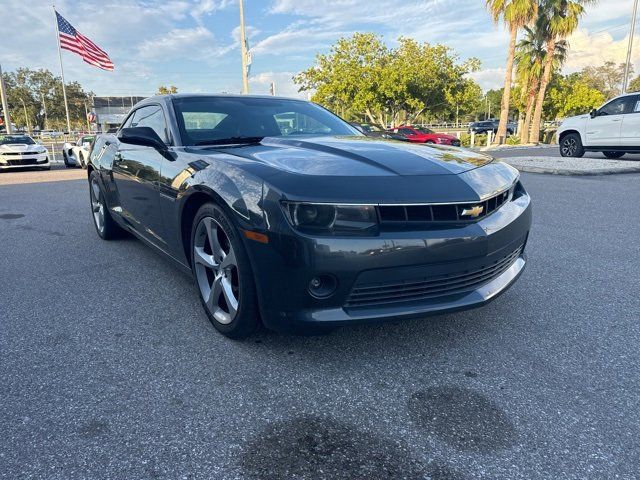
0,0,638,98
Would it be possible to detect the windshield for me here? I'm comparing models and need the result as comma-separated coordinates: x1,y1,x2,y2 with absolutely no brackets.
172,96,360,146
0,135,35,145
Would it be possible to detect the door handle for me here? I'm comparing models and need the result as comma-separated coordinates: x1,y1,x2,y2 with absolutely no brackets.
612,119,622,122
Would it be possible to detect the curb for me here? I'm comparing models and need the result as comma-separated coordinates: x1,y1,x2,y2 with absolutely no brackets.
504,163,640,176
478,144,556,152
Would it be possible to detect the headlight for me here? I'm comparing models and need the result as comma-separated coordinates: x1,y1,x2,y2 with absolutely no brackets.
282,202,378,234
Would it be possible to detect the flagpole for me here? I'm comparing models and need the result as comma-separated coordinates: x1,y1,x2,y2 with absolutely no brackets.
53,5,72,133
239,0,249,94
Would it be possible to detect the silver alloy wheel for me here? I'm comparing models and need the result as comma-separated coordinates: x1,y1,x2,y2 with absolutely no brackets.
90,177,105,233
194,216,239,325
562,137,577,156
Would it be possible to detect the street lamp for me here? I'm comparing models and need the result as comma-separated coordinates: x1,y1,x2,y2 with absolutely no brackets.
623,0,639,93
19,98,31,134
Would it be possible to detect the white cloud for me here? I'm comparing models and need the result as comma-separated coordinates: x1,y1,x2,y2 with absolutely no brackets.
564,28,640,72
249,71,304,97
252,27,349,55
138,27,215,59
468,68,506,91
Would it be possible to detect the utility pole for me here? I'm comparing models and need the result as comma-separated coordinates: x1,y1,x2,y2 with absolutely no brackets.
84,101,90,132
239,0,249,94
0,63,13,134
20,98,31,134
42,93,49,130
623,0,639,93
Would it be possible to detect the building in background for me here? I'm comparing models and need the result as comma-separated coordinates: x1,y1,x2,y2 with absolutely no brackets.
93,96,146,132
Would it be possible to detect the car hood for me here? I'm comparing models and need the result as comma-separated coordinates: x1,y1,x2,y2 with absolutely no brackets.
0,143,43,152
193,136,492,176
561,114,589,125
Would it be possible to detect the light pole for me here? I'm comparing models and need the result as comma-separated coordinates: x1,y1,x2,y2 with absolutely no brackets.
41,93,49,131
623,0,639,93
239,0,250,94
84,100,90,132
20,98,31,134
0,63,13,134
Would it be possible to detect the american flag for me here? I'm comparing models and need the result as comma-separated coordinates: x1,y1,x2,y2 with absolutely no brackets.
56,11,114,71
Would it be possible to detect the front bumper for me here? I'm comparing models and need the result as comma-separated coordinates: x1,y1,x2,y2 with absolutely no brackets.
246,192,532,332
0,153,49,169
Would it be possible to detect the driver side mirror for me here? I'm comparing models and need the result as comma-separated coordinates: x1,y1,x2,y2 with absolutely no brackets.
118,127,166,150
590,108,598,118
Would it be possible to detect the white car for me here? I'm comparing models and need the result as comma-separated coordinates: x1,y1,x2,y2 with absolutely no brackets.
558,92,640,159
0,134,50,170
63,135,95,168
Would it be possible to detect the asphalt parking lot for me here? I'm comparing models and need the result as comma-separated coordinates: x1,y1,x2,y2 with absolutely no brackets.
1,170,639,479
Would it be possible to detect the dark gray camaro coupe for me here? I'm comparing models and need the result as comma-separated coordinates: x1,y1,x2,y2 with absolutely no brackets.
88,94,531,338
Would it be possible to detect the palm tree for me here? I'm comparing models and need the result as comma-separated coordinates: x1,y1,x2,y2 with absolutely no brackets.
486,0,538,144
516,25,567,143
528,0,593,143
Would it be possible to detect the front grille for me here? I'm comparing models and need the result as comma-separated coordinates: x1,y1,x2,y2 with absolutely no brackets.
6,159,38,166
377,189,510,224
344,244,523,308
0,151,42,156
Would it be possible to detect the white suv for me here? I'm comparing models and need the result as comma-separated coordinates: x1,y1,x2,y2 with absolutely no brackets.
557,92,640,159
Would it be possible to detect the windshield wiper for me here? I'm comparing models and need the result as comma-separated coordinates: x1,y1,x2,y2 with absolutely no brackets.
195,136,264,146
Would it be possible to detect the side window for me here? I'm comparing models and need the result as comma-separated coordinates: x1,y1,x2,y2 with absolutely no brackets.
599,98,629,116
130,105,169,144
273,112,332,135
121,111,136,129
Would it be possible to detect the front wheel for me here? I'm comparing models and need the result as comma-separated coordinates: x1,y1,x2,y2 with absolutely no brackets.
89,171,124,240
603,151,625,159
191,203,260,339
560,133,585,158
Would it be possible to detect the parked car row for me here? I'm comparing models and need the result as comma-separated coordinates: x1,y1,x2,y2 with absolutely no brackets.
468,119,516,135
349,123,462,146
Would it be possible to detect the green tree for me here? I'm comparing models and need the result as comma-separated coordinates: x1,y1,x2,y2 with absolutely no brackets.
2,67,92,131
486,0,538,144
294,33,479,127
546,74,605,118
157,85,178,95
445,78,483,124
578,61,629,99
515,24,566,142
529,0,594,143
628,75,640,93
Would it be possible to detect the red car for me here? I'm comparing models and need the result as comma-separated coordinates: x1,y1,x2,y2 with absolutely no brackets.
390,126,461,146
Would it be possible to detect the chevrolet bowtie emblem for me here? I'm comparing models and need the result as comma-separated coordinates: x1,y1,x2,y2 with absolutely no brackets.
461,205,484,218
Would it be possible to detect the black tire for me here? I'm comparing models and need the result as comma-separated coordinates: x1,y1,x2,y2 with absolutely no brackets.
89,170,124,240
560,133,585,158
603,151,625,159
425,140,435,144
190,202,260,339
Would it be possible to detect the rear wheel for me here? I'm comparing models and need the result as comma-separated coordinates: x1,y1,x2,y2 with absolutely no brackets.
603,151,625,159
560,133,585,158
89,171,124,240
191,202,259,339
